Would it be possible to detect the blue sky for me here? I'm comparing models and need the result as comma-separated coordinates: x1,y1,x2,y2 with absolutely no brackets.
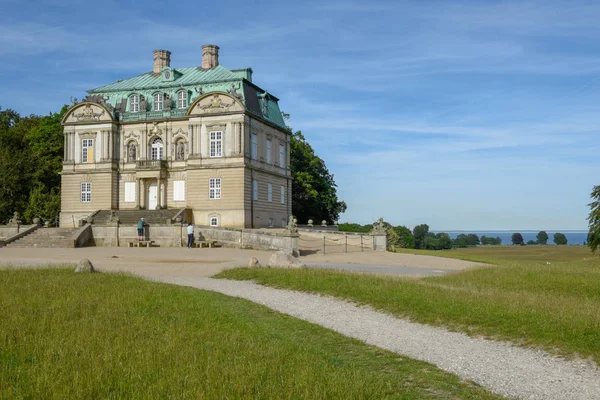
1,0,599,230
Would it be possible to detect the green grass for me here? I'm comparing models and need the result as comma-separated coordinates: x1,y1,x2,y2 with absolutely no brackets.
394,245,593,264
0,268,500,399
216,247,600,365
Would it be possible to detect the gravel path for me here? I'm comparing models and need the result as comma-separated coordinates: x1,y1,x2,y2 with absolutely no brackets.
157,275,600,400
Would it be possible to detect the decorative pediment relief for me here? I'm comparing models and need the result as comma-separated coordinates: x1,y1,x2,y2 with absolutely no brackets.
63,103,113,124
188,92,244,116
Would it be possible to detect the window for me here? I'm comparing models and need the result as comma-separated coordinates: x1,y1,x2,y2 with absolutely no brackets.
177,91,187,109
209,178,221,199
280,186,285,204
124,182,136,202
130,95,139,112
81,139,94,163
151,138,163,160
210,131,222,157
266,139,272,164
154,93,163,111
279,144,285,167
252,180,258,201
268,183,272,202
80,182,91,202
281,218,286,228
210,216,219,227
268,217,274,227
174,180,185,201
251,133,257,160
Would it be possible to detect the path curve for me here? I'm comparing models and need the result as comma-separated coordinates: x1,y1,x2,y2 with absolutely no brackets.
156,275,600,400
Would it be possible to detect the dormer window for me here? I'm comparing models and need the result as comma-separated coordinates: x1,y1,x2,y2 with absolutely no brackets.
177,90,187,109
130,94,139,112
154,93,163,111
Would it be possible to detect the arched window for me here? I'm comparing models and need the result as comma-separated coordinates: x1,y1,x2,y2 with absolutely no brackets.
130,94,139,112
151,138,163,160
153,93,163,111
177,90,187,109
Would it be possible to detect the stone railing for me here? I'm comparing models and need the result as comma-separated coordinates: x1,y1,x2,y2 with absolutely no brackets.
119,109,187,122
136,160,168,170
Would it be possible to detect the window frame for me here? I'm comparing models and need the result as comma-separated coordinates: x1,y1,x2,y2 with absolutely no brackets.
268,183,272,202
81,138,94,163
266,139,272,164
80,182,92,203
177,90,187,109
279,144,285,167
210,131,223,158
251,133,258,160
173,180,186,201
153,93,164,111
151,137,163,160
130,94,139,113
209,178,221,200
280,185,285,204
210,216,219,227
124,182,136,202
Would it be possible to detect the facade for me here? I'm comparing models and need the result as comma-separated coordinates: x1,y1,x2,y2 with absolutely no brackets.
60,45,292,228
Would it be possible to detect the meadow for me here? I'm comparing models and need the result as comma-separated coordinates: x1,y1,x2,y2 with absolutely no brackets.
217,246,600,364
0,268,499,399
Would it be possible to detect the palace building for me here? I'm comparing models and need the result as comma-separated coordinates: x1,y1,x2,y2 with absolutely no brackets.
60,45,292,228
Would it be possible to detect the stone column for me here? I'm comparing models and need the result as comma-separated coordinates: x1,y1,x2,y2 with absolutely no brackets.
156,177,160,209
63,133,68,161
139,179,145,209
70,132,75,161
159,180,165,208
195,124,201,155
188,124,193,155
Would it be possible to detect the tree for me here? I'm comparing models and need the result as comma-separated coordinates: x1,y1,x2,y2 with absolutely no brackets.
437,232,453,249
587,185,600,253
393,225,415,248
553,232,568,245
536,231,549,245
338,223,372,233
288,127,346,224
511,232,524,245
454,234,469,248
526,240,537,245
466,234,480,246
412,224,429,249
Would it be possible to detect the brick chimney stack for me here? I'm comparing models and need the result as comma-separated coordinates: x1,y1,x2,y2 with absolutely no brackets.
153,49,171,73
202,45,219,69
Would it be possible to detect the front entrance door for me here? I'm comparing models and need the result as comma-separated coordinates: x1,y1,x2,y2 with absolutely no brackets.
148,183,158,210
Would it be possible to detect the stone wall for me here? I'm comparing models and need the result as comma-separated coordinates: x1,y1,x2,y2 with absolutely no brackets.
298,229,386,252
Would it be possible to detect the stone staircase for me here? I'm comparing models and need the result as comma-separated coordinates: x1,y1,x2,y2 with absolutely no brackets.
7,227,77,248
92,209,185,225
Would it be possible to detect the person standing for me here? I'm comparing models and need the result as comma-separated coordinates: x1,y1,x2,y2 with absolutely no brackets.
187,223,194,248
137,217,145,241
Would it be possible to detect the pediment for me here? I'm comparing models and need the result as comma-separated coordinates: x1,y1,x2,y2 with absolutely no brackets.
62,102,114,125
187,92,244,116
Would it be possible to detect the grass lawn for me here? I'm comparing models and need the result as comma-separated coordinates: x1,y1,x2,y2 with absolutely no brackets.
216,246,600,364
394,244,593,264
0,268,500,399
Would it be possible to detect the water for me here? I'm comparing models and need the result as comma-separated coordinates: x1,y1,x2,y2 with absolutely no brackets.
432,231,589,245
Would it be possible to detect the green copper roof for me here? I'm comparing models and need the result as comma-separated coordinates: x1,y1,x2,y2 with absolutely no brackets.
84,63,288,130
88,65,239,93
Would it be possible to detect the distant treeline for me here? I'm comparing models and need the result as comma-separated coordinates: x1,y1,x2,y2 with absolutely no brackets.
338,223,569,250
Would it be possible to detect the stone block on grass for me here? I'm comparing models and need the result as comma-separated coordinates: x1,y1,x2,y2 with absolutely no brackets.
268,251,306,269
75,258,95,273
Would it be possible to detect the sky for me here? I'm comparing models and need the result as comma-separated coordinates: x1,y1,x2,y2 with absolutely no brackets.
1,0,599,230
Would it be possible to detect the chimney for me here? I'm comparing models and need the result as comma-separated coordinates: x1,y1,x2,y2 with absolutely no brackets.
202,45,219,69
153,49,171,73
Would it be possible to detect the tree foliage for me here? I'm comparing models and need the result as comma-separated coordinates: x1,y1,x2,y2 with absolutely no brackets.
338,223,371,233
289,128,347,224
553,232,567,245
511,232,524,245
393,225,415,249
0,106,66,224
587,185,600,253
412,224,429,249
480,235,502,245
536,231,549,245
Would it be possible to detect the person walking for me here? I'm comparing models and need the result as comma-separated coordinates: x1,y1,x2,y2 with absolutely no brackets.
137,217,145,241
187,223,194,248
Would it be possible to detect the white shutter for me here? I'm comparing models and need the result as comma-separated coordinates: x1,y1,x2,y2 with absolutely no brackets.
124,182,136,202
174,180,185,201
